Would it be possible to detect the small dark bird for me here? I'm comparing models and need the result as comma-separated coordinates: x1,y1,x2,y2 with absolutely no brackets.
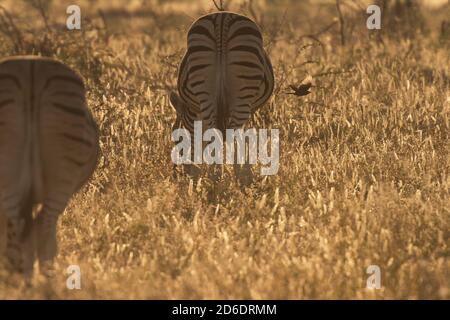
286,76,313,97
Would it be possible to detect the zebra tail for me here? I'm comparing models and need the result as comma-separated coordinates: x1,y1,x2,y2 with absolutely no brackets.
19,187,34,241
217,61,228,134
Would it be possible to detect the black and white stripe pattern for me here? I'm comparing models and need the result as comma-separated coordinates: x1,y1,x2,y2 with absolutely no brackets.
0,56,99,277
171,11,274,133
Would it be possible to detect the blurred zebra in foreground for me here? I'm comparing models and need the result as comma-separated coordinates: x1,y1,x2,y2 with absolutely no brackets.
0,56,99,279
170,11,275,181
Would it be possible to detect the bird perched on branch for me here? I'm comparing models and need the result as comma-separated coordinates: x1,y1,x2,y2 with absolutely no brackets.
286,75,313,97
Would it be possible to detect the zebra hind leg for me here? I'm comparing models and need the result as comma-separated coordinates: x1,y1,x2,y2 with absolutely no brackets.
36,209,58,277
22,219,37,284
5,217,25,274
3,213,36,284
233,140,254,189
234,163,254,189
0,213,6,261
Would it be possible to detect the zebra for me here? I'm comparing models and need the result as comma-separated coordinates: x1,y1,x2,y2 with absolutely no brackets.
0,56,99,279
169,11,275,180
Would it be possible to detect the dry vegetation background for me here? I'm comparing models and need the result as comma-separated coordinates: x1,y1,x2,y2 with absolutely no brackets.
0,0,449,299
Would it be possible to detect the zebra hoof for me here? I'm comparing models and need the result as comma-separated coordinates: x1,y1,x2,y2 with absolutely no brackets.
23,273,33,287
39,260,55,278
234,164,254,189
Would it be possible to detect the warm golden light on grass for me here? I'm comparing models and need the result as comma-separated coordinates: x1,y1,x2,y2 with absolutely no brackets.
0,0,448,299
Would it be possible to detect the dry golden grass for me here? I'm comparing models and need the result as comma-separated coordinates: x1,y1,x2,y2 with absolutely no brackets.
0,0,449,299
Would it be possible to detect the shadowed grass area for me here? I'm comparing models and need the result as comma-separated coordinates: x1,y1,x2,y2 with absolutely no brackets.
0,0,448,299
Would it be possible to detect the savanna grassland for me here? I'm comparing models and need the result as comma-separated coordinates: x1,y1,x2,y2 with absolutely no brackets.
0,0,449,299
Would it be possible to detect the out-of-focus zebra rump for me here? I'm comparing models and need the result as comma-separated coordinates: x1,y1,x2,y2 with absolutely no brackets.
0,56,99,276
171,11,275,133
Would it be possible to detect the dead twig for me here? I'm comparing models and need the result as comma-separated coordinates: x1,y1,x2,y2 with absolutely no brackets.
313,69,354,77
315,20,338,37
0,5,24,53
247,0,264,27
336,0,346,46
297,20,338,51
212,0,226,11
27,0,51,33
294,60,320,69
265,8,288,53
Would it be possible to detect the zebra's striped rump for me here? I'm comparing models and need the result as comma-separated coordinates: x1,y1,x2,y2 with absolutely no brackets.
0,56,99,277
172,11,274,133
